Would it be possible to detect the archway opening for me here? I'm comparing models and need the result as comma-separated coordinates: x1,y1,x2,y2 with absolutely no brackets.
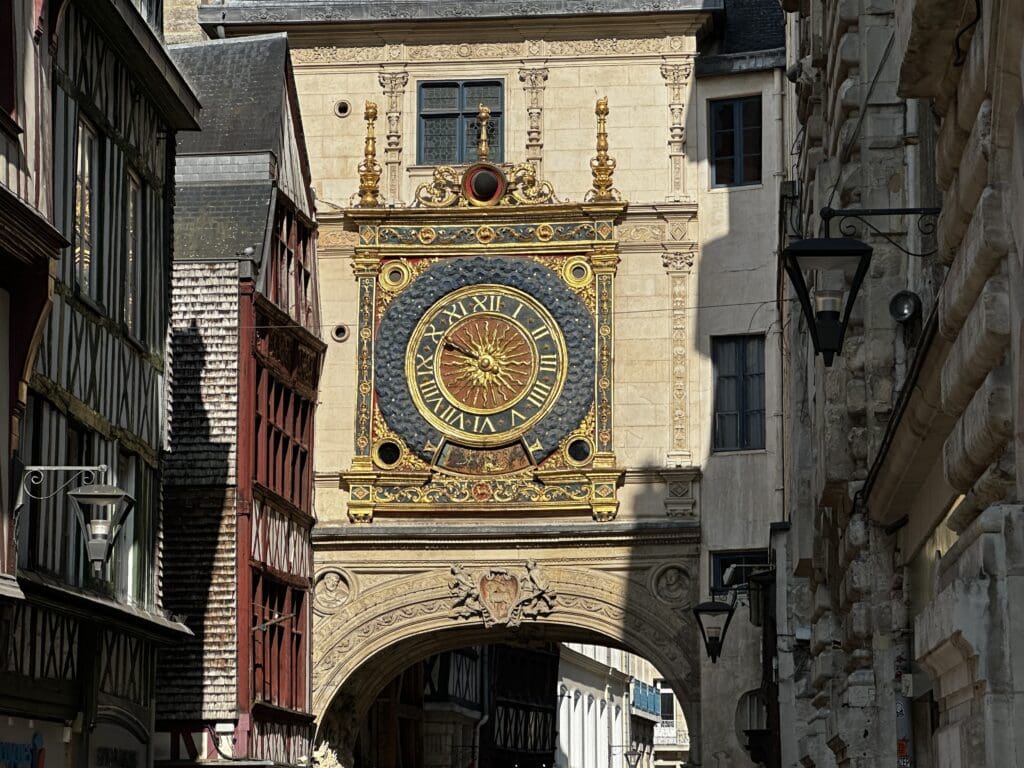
315,624,695,768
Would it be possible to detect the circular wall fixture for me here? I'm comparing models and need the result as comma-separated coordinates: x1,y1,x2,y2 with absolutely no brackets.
462,163,507,206
562,257,593,288
334,100,352,118
889,290,922,325
379,261,413,292
565,437,594,466
374,440,403,468
331,324,351,343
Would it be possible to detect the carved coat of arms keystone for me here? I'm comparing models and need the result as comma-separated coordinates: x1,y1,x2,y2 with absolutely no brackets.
449,562,556,628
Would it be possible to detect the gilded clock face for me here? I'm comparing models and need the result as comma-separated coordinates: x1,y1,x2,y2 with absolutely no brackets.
375,256,595,466
406,285,567,447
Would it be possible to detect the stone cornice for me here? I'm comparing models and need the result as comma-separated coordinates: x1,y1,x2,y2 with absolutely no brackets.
312,520,701,547
200,0,722,29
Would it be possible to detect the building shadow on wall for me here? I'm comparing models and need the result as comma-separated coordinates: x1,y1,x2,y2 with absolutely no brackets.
157,319,233,754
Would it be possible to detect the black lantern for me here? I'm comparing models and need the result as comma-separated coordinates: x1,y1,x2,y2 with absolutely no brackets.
624,749,642,768
781,237,872,366
693,598,736,663
67,483,134,577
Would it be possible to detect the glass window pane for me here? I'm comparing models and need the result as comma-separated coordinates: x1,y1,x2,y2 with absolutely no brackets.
745,338,764,371
717,378,738,411
463,115,503,163
714,157,735,186
745,411,765,449
715,340,738,374
715,413,739,450
713,130,735,159
742,97,761,128
421,116,459,164
463,82,502,111
743,154,762,184
420,83,459,111
711,101,734,132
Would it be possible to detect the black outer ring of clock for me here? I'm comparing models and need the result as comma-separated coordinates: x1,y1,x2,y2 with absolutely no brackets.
375,256,596,464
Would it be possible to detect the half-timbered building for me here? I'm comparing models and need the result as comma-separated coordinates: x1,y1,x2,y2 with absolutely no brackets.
159,34,324,768
2,0,199,766
1,0,66,604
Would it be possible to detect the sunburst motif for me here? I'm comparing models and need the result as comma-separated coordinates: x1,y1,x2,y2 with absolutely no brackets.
440,318,533,410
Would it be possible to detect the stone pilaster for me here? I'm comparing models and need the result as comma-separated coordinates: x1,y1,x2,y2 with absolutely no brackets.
662,249,695,466
660,59,694,202
518,67,549,174
378,70,409,204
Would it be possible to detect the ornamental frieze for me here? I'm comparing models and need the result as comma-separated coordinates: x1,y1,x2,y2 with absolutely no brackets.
369,473,591,506
289,35,690,64
369,221,611,248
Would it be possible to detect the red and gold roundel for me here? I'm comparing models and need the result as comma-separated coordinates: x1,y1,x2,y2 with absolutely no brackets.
462,163,507,206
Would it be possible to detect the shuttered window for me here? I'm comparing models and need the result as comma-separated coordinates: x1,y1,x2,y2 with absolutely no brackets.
417,80,503,165
712,335,765,451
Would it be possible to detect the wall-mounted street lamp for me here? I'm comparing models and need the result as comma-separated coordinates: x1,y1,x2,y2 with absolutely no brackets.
692,595,736,664
624,748,642,768
16,465,133,578
781,206,940,365
781,236,872,367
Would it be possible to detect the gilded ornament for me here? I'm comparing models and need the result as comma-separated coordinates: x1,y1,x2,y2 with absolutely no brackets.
586,98,621,203
562,256,593,288
355,102,382,207
417,227,437,245
536,223,555,241
475,225,496,244
505,164,558,205
475,104,491,162
414,163,559,208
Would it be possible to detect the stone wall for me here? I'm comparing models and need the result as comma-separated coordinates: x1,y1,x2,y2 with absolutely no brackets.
781,0,1024,765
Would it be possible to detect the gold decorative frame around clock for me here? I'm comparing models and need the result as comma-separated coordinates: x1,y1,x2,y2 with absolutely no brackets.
338,103,627,523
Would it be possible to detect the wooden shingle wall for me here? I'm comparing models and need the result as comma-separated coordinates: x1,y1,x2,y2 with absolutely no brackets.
160,261,242,719
166,261,240,486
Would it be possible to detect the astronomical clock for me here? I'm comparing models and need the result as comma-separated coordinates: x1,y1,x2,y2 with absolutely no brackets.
342,102,626,522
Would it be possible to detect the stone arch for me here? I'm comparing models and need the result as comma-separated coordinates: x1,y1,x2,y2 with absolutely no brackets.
311,560,702,766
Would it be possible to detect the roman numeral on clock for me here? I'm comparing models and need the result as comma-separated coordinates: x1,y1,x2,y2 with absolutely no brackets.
526,378,553,408
538,354,558,374
470,295,502,312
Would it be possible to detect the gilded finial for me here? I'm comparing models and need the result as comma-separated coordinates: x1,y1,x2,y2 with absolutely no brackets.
587,96,620,202
357,101,382,207
476,103,491,162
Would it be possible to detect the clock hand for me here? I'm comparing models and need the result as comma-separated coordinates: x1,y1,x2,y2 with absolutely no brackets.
443,339,479,360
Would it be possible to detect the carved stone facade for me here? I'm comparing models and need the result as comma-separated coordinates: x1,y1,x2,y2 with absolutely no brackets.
778,0,1024,767
167,2,789,766
309,523,703,768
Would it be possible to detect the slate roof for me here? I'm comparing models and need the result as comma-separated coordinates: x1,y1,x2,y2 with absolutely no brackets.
715,0,785,54
173,182,271,261
198,0,724,27
171,34,289,156
697,0,785,74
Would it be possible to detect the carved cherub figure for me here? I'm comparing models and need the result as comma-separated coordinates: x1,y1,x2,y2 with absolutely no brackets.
449,564,484,619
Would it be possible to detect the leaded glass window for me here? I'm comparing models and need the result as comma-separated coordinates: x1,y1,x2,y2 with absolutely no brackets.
418,80,503,165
